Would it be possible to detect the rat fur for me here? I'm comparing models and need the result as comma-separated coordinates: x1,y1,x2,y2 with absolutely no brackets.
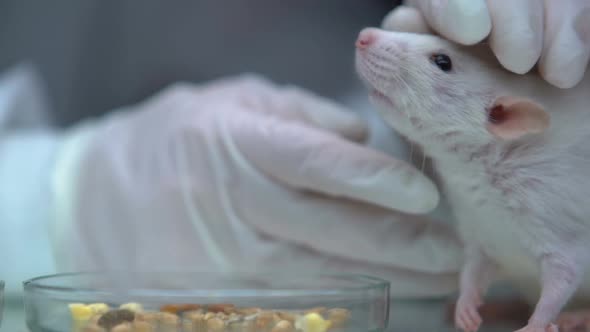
355,27,590,332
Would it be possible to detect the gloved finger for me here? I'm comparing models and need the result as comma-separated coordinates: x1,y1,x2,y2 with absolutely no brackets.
381,5,432,34
245,231,460,297
231,177,461,273
486,0,544,74
277,86,368,142
191,75,369,142
230,112,440,214
406,0,492,45
538,0,590,89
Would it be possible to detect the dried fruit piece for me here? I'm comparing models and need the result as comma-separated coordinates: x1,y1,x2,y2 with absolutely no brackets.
97,309,135,330
160,303,201,314
207,303,235,314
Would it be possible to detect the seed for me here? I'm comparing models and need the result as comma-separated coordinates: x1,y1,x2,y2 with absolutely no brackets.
97,309,135,330
271,320,294,332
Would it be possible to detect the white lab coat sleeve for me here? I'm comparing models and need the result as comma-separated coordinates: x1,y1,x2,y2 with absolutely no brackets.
0,63,60,297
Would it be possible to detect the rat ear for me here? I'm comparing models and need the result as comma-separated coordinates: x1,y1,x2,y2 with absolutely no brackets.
486,96,550,140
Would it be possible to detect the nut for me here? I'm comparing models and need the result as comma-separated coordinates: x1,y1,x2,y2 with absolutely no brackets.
133,320,154,332
327,308,350,328
277,312,296,324
135,312,159,324
111,322,133,332
271,320,294,332
207,317,225,331
255,311,275,330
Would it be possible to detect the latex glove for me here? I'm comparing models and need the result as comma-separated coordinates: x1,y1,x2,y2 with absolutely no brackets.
383,0,590,89
48,75,462,297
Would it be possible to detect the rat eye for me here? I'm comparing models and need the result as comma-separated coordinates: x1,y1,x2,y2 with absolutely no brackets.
431,53,452,72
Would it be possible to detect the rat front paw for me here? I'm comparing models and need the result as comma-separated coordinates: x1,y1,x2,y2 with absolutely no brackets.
454,294,483,332
514,323,558,332
556,309,590,331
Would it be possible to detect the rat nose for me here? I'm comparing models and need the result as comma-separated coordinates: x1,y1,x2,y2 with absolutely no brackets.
356,28,379,49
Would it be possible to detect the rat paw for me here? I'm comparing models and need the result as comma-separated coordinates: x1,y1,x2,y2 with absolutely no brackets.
557,309,590,331
514,323,558,332
454,294,483,332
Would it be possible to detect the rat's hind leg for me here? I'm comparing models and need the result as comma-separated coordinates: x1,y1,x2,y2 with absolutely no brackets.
556,309,590,331
455,248,498,332
515,254,583,332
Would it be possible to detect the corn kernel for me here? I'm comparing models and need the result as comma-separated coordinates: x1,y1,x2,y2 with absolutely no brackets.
69,303,94,321
296,312,332,332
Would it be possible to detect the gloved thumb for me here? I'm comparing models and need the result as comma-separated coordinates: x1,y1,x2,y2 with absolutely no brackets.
405,0,492,45
381,5,431,34
230,112,440,214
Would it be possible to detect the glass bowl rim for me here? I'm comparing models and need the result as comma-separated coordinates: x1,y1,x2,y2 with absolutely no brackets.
23,271,390,298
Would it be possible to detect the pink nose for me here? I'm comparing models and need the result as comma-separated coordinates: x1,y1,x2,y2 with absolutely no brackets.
356,28,378,49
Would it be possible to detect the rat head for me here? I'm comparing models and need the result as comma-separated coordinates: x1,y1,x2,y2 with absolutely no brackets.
355,28,550,150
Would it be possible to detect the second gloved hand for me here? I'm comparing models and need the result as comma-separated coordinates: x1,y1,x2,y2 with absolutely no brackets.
49,75,462,297
383,0,590,89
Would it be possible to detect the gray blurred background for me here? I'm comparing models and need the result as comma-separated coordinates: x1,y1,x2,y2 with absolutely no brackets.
0,0,399,127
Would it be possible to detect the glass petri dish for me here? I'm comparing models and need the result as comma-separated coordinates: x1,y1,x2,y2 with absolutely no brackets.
0,280,4,327
23,272,390,332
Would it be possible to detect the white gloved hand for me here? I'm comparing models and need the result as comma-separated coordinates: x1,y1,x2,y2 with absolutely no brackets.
49,75,462,297
383,0,590,89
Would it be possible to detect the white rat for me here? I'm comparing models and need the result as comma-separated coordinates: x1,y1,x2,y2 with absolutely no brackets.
354,27,590,332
